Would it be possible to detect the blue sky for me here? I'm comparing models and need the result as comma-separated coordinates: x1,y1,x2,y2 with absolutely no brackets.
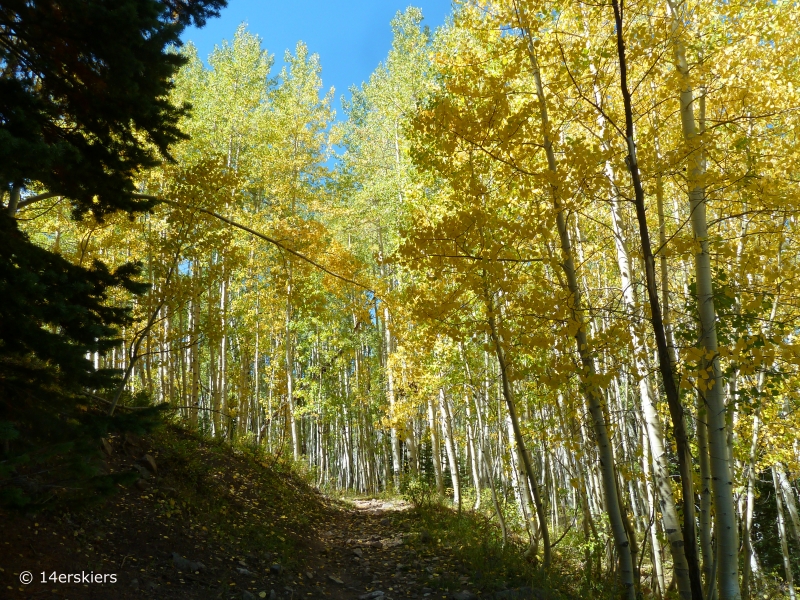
182,0,454,119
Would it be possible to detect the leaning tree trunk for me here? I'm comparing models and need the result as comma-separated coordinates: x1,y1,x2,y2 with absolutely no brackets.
486,286,551,568
773,467,798,600
666,2,740,597
439,388,461,510
607,156,693,600
427,396,445,496
609,2,702,596
642,427,667,599
512,4,634,590
742,294,779,598
774,463,800,545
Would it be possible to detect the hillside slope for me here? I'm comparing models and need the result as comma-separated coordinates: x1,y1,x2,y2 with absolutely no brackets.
0,426,555,600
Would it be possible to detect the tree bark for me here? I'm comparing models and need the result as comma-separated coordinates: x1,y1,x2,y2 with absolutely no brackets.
642,426,667,599
427,396,444,495
465,394,482,510
775,463,800,545
486,288,551,568
439,388,461,509
773,467,797,600
608,183,693,598
286,260,300,460
6,184,21,217
610,3,703,596
512,3,633,586
665,3,740,597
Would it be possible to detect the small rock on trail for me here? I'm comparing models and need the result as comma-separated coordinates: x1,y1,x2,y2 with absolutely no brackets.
171,551,205,573
310,497,483,600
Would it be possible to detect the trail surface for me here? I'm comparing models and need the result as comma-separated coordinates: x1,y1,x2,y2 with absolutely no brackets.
0,428,502,600
306,498,475,600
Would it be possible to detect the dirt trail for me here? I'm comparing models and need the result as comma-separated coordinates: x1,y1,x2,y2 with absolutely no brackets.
1,428,534,600
245,497,537,600
308,498,447,599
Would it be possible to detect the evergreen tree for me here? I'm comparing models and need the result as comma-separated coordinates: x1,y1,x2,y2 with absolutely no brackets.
0,0,225,507
0,213,153,507
1,0,225,217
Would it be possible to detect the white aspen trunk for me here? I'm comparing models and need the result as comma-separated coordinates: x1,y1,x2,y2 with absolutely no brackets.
481,437,507,545
603,3,705,593
6,183,21,216
743,294,779,596
144,331,153,399
465,394,482,510
427,396,444,495
266,335,277,451
460,341,487,490
160,318,168,402
385,304,401,491
506,411,533,527
377,225,402,491
407,422,420,477
580,420,604,516
343,404,353,490
773,467,797,600
167,307,175,403
469,376,504,539
238,346,249,440
210,325,219,435
487,287,550,566
666,3,740,597
697,392,714,594
179,306,187,416
343,369,355,488
609,188,692,599
190,267,200,427
286,260,299,460
511,9,634,587
439,388,461,509
651,91,679,368
775,464,800,545
254,293,260,442
345,407,353,489
220,276,228,436
741,406,759,600
483,341,494,487
642,427,666,599
382,433,392,492
367,410,379,494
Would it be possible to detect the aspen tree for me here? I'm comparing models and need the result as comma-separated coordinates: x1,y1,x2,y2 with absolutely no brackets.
512,3,634,590
665,2,740,597
439,387,462,508
773,467,797,600
607,1,701,595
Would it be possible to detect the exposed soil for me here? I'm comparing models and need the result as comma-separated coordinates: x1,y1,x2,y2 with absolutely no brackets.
309,498,477,599
0,428,505,600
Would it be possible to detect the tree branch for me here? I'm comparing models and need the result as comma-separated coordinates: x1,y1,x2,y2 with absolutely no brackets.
132,193,375,294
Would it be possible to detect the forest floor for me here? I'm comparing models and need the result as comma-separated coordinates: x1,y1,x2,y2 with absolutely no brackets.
0,426,558,600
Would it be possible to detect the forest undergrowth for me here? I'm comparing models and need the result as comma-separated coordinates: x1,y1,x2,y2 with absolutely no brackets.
0,421,611,600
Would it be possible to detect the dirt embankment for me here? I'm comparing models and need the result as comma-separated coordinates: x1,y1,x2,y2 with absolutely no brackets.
0,427,547,600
